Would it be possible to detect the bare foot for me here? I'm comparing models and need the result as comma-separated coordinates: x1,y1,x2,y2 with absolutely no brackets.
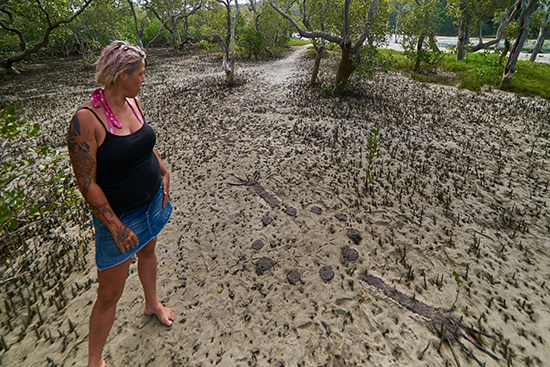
144,301,174,326
89,358,106,367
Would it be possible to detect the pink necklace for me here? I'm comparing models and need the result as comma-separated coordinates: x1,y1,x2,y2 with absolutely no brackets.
92,88,122,134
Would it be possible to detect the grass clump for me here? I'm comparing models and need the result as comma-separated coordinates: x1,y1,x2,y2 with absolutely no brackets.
379,48,550,99
287,38,311,46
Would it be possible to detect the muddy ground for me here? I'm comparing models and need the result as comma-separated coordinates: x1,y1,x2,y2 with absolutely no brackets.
1,45,550,367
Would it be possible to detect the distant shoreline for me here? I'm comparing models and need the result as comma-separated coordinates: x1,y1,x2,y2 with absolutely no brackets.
384,36,550,64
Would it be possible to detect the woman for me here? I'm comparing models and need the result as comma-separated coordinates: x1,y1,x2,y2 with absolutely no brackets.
67,41,174,367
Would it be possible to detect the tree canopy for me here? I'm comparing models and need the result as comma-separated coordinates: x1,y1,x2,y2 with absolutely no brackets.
1,0,548,89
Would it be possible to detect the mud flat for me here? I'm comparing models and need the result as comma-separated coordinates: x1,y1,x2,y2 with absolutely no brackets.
0,46,549,366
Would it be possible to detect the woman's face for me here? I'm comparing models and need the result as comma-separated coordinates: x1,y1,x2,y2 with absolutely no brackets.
123,60,145,97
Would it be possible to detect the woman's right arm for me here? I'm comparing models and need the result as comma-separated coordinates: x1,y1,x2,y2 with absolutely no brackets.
67,110,138,253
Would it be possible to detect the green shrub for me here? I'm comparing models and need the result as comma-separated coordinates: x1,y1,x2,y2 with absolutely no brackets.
353,46,394,80
197,39,213,50
0,106,81,235
379,48,550,99
238,28,266,58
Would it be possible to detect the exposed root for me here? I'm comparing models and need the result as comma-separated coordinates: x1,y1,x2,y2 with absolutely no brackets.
229,171,281,207
360,274,500,366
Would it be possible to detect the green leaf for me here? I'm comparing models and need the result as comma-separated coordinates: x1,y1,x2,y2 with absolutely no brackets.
9,218,18,229
453,270,464,287
27,123,41,137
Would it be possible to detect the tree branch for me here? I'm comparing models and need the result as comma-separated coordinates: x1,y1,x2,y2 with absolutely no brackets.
140,11,147,35
149,8,173,34
501,0,539,88
352,0,379,52
1,0,94,70
146,15,174,50
212,32,230,73
217,0,232,46
230,0,240,68
127,0,139,31
145,0,202,49
343,0,351,41
0,8,25,51
35,0,52,27
269,0,342,44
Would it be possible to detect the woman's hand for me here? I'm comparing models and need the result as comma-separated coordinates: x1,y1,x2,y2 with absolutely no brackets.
162,172,170,209
113,224,139,254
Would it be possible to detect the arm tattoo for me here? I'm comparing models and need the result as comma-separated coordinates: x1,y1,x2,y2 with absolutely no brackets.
68,114,95,196
91,201,130,244
116,226,131,244
90,201,116,226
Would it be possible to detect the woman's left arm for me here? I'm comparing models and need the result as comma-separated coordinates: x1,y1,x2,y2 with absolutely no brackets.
153,148,170,208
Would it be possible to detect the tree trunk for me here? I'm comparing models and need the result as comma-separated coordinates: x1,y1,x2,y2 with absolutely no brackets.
478,19,482,43
212,0,239,85
82,41,87,64
228,0,240,84
414,35,425,71
310,45,325,85
500,38,510,64
170,8,178,50
334,42,356,92
228,12,237,83
127,0,145,50
456,13,470,61
394,18,399,42
268,0,377,92
530,25,549,62
227,67,236,84
500,0,539,90
456,0,471,61
494,2,522,51
224,2,231,46
213,33,231,74
137,14,146,51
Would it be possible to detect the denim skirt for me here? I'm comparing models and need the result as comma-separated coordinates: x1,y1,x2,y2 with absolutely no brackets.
92,183,173,270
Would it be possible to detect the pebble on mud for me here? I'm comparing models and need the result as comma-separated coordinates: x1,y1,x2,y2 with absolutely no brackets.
256,257,274,275
262,216,273,226
252,239,264,250
285,207,297,217
335,213,348,221
347,229,362,244
286,269,302,285
342,247,359,262
311,206,322,215
319,266,334,282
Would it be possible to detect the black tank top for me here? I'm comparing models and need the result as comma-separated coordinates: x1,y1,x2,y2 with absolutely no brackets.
80,103,161,214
